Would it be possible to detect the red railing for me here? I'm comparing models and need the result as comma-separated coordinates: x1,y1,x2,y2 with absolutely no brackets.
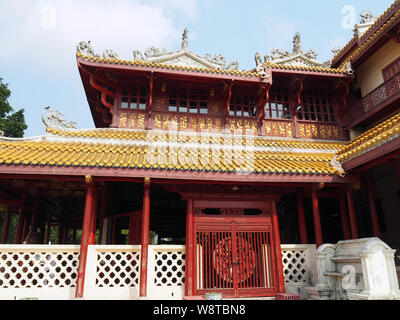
344,72,400,127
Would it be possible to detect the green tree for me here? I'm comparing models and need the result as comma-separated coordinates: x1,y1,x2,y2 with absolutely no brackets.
0,78,27,137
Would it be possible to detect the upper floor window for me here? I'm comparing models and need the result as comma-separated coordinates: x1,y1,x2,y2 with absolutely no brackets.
168,87,208,114
297,89,336,123
120,87,147,110
265,88,290,120
229,95,256,117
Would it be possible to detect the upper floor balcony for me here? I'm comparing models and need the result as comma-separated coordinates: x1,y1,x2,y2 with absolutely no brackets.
343,71,400,128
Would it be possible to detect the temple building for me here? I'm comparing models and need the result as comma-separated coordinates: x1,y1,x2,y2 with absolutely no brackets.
0,1,399,300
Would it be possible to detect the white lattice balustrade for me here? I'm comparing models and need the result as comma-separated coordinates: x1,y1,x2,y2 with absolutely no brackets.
96,250,141,287
147,245,186,299
0,244,317,299
281,244,317,298
0,245,79,289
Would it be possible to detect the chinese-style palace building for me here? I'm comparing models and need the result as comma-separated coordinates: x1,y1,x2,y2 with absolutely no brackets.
0,1,400,300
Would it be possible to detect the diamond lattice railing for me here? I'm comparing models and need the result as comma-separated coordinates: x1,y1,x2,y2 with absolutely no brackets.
95,250,141,288
281,249,309,283
153,250,186,287
0,247,79,288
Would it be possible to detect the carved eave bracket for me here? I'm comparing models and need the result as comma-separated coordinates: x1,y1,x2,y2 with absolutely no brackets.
289,75,305,117
334,79,352,116
144,71,159,129
88,73,116,116
256,83,271,127
222,80,234,129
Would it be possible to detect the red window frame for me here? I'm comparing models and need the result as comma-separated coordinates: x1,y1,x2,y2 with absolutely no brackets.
297,89,336,123
168,87,209,114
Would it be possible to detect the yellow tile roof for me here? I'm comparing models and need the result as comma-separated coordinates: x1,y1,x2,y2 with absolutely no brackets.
45,126,344,151
265,62,347,74
0,128,345,176
336,110,400,162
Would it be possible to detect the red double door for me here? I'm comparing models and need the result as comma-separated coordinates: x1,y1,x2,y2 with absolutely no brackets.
190,200,282,298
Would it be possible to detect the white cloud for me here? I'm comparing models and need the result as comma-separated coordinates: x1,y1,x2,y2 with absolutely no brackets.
261,17,297,55
0,0,198,75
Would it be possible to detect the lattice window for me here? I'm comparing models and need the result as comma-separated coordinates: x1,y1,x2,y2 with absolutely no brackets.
120,87,147,110
0,250,79,288
96,251,140,287
229,95,256,118
153,251,185,286
298,89,336,123
168,87,208,114
265,88,291,120
281,249,308,283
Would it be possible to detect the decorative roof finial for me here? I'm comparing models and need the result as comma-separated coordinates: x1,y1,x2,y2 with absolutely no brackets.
182,27,189,50
293,32,301,54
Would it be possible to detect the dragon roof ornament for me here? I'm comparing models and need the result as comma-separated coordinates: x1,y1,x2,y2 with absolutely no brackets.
353,10,378,38
42,107,77,130
132,28,240,71
257,33,331,68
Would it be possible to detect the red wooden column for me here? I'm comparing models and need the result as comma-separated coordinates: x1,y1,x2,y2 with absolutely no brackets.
23,194,39,243
185,199,194,296
2,207,11,244
98,183,109,244
271,200,285,293
296,194,308,244
139,177,151,297
346,186,359,239
15,187,27,244
311,189,323,248
89,187,98,245
366,171,382,238
339,193,351,240
75,175,96,298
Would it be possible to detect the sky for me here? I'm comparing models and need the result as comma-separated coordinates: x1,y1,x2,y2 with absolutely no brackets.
0,0,394,138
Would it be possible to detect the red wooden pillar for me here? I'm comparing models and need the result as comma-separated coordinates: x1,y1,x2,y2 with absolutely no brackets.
22,212,31,242
339,193,351,240
98,183,109,244
346,189,359,239
185,199,194,296
23,194,39,243
271,200,285,293
89,187,98,245
296,194,308,244
15,187,27,244
139,178,151,297
311,189,323,248
75,175,95,298
366,171,382,238
2,207,11,244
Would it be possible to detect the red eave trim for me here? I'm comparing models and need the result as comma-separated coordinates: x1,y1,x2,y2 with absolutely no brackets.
0,164,358,184
77,57,269,84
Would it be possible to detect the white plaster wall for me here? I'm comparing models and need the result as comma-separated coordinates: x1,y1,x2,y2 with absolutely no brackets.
357,39,400,96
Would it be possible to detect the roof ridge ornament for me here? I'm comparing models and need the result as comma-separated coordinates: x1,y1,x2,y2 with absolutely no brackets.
182,27,189,50
76,41,99,58
42,107,77,130
260,32,331,68
132,28,240,71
